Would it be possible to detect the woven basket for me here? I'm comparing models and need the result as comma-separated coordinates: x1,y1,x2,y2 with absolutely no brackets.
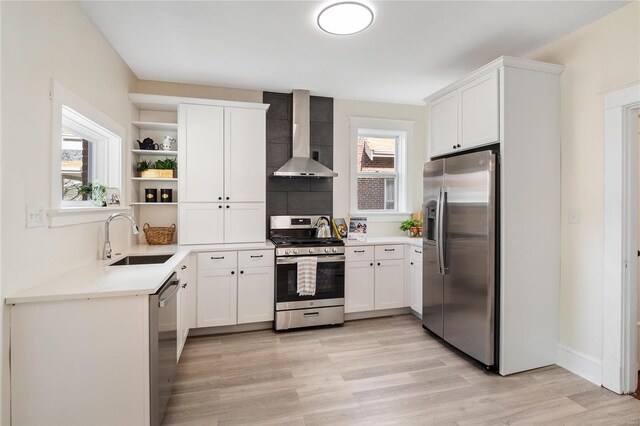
143,223,176,245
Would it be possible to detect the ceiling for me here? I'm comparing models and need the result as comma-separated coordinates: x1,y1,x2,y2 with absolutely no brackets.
81,1,628,105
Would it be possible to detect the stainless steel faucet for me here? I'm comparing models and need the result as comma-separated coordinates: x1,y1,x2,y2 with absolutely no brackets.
104,213,139,260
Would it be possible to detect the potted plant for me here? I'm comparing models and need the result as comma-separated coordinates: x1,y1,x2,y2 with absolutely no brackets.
400,218,423,237
136,158,177,179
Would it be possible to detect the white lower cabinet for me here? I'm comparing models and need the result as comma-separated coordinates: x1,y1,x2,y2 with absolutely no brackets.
237,266,274,324
375,259,405,310
345,245,406,312
345,260,375,313
409,248,423,314
196,249,274,328
197,268,238,327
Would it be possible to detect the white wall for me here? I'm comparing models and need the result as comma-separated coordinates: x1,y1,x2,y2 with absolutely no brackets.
527,2,640,374
0,2,137,423
333,99,427,236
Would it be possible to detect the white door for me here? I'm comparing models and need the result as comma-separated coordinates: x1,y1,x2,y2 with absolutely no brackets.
224,108,266,202
460,69,500,149
179,104,224,202
411,260,423,314
374,259,405,310
179,203,224,245
224,203,265,243
429,91,459,158
197,268,237,327
237,267,274,324
345,260,375,313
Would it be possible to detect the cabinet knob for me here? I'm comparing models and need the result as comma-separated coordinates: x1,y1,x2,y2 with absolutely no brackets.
370,263,373,266
226,196,230,200
456,144,461,148
181,265,187,270
218,197,222,200
219,205,222,209
240,270,244,274
231,270,235,275
452,145,456,149
226,205,230,209
410,262,414,265
181,283,187,289
377,262,381,266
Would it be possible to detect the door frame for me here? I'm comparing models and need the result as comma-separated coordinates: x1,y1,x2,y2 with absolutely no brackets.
603,82,640,394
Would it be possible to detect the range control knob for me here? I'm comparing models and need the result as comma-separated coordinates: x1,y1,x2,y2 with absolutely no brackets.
332,247,338,253
284,249,291,255
292,249,298,254
308,248,314,254
324,248,330,253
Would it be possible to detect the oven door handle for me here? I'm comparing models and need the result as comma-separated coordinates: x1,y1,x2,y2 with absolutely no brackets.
276,255,346,265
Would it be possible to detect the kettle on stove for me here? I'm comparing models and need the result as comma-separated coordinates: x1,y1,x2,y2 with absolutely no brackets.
315,216,332,239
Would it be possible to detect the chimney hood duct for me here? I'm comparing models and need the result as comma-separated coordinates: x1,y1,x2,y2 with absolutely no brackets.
272,90,338,178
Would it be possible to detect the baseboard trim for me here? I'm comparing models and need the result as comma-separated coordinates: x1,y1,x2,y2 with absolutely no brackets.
557,343,602,386
345,307,411,321
188,321,273,336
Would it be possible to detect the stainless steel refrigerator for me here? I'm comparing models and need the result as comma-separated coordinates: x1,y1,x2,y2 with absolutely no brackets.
422,149,498,367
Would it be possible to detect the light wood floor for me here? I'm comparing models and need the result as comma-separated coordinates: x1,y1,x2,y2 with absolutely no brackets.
163,315,640,425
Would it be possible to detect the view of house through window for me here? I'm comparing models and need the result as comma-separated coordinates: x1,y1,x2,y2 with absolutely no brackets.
61,130,94,201
356,135,398,211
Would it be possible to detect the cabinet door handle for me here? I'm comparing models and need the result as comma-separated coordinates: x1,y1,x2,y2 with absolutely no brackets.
211,256,224,260
226,196,230,200
456,144,461,148
384,248,395,252
250,255,263,258
370,263,373,266
410,262,414,265
354,250,365,253
452,144,456,149
219,205,222,209
226,205,230,209
240,270,244,274
231,270,235,275
181,283,188,289
414,249,422,254
377,262,381,266
218,197,222,200
181,265,187,270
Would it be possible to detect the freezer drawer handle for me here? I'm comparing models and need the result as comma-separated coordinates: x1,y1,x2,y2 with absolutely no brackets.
304,312,320,318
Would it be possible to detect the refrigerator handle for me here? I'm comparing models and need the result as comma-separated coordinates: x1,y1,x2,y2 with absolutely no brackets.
437,187,448,275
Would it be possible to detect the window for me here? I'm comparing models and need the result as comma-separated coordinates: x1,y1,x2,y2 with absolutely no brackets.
50,80,125,225
350,117,413,216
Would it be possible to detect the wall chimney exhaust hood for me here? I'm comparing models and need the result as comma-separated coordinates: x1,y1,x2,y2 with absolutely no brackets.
272,90,337,178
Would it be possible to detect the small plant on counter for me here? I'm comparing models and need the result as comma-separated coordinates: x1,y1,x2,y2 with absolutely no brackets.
400,219,423,237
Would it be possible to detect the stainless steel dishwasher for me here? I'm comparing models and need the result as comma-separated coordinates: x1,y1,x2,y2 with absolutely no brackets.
149,272,179,426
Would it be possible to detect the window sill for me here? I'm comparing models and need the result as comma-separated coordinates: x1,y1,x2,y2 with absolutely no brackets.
350,212,412,223
48,206,130,228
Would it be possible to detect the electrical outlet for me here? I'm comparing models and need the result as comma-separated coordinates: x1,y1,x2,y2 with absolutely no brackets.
26,206,47,228
569,208,581,224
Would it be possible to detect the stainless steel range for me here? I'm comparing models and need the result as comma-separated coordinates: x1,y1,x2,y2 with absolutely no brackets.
270,215,345,330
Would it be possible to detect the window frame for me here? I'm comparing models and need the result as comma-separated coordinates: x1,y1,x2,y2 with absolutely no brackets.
49,80,128,226
350,117,414,220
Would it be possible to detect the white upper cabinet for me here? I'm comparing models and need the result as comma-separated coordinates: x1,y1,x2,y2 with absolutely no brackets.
179,203,224,245
224,107,266,203
460,70,499,149
179,104,224,202
429,91,459,158
427,68,500,158
224,203,265,243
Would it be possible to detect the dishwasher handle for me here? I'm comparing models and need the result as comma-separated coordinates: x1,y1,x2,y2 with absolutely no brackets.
158,273,180,308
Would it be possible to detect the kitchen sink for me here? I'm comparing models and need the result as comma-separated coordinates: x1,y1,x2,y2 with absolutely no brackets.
109,254,173,266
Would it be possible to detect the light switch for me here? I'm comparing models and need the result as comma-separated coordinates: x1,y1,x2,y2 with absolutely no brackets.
569,208,580,224
26,206,47,228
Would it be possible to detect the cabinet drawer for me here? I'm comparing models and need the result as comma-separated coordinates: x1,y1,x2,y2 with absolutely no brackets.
409,247,423,264
375,245,404,260
346,246,374,261
238,250,274,268
198,251,237,270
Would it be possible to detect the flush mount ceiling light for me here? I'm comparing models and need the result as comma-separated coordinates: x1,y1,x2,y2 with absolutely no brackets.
317,2,374,35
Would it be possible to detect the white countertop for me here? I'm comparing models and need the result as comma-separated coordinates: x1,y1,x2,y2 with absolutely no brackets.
344,236,423,247
6,241,274,305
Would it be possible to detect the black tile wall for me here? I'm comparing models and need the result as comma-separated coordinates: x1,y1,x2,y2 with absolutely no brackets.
264,91,334,233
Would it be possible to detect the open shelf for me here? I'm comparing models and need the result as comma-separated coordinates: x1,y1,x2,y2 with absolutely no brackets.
131,177,177,182
131,121,178,131
130,202,177,206
132,149,178,156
